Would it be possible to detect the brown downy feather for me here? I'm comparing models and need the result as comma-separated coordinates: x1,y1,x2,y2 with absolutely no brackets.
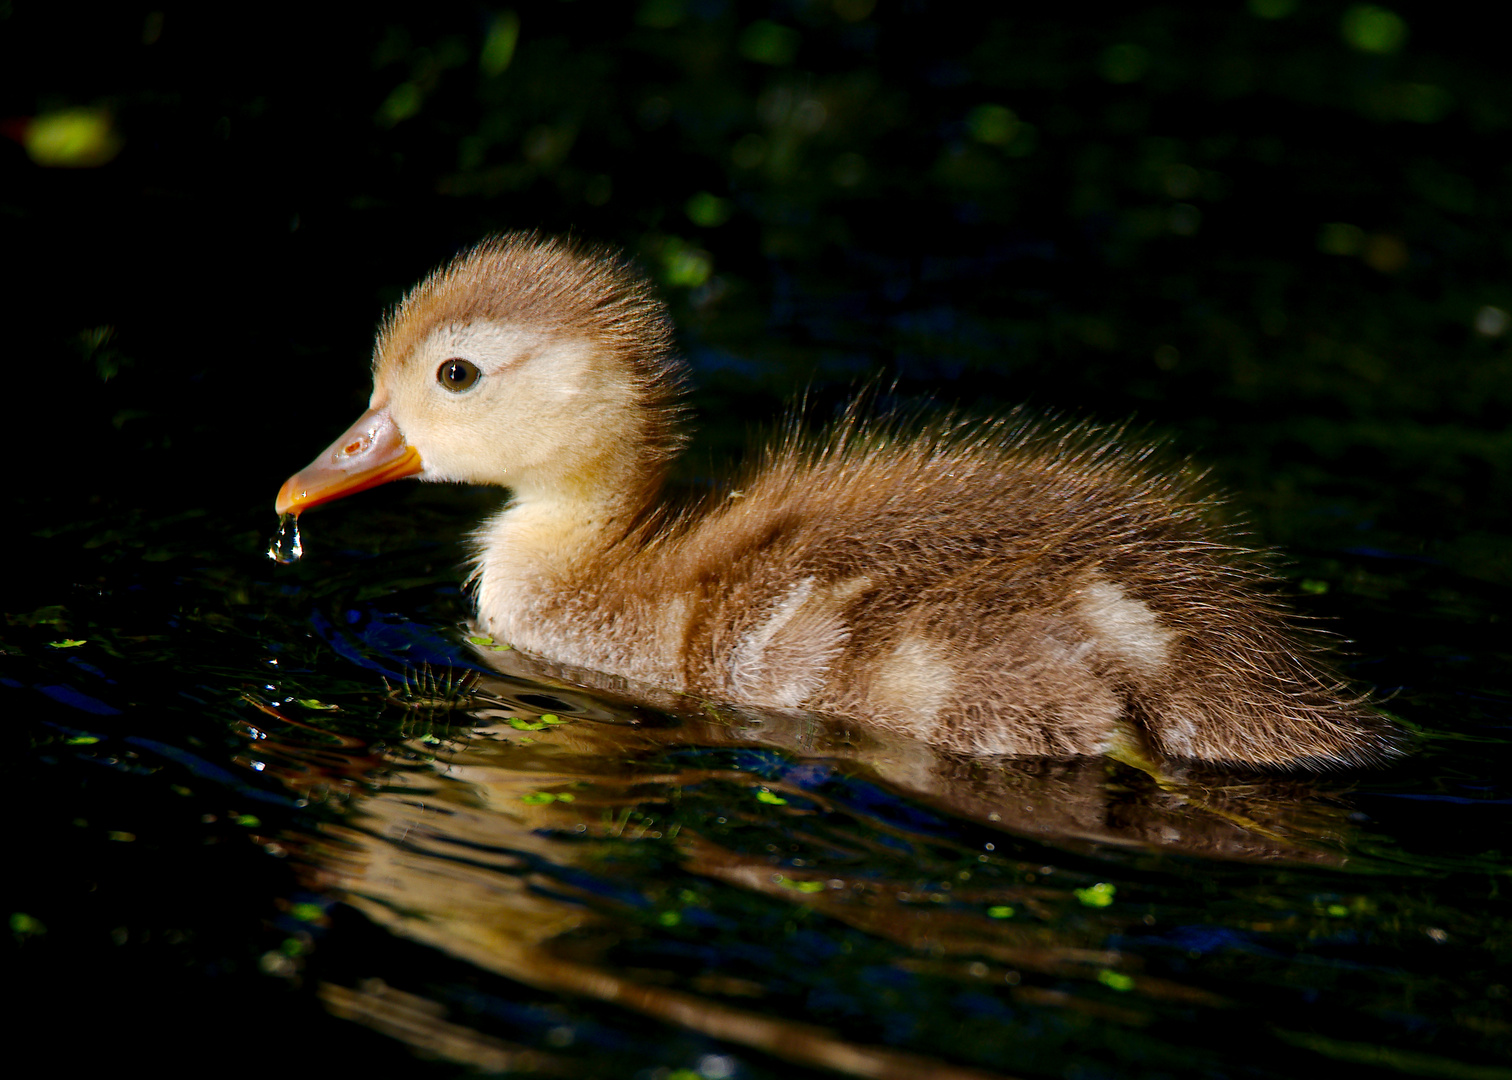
361,234,1397,770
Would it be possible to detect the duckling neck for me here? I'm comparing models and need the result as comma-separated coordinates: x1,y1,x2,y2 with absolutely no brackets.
471,471,667,655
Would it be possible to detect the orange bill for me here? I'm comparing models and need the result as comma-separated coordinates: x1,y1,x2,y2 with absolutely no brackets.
275,406,423,516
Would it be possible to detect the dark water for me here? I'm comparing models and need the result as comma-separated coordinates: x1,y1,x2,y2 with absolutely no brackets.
8,3,1512,1077
7,485,1510,1078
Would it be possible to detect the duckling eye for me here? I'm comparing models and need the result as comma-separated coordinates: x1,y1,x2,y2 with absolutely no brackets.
437,358,481,392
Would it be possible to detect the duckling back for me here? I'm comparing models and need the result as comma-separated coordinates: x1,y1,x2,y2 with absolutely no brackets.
474,408,1393,770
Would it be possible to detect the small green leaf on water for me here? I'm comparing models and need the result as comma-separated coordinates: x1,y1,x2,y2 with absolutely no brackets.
467,635,494,646
539,714,563,724
1098,969,1136,991
658,910,682,927
1300,579,1330,595
987,905,1016,919
107,831,136,842
296,699,338,710
289,903,325,922
755,789,788,805
777,877,825,893
509,717,553,731
235,815,261,828
49,639,87,648
521,792,560,805
1327,904,1350,917
10,912,46,938
65,736,99,745
1075,882,1117,907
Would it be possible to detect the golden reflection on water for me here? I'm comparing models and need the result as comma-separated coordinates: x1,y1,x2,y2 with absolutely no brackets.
245,646,1365,1077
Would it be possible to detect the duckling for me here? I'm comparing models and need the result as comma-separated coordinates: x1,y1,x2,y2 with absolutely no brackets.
276,233,1396,769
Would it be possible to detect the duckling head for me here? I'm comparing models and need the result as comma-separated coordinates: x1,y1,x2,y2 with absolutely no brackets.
277,234,685,516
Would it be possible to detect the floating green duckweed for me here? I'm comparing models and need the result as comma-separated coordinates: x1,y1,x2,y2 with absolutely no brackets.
987,905,1016,919
48,639,87,648
1075,883,1117,907
1098,970,1136,992
755,789,787,805
508,715,568,731
521,791,574,805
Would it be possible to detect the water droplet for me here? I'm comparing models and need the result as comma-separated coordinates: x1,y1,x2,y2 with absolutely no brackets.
268,513,303,564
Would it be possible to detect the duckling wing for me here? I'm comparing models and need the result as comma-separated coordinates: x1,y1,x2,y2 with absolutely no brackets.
655,424,1391,769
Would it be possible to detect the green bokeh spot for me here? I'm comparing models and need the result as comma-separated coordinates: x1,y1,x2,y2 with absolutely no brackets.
637,0,686,29
1100,43,1150,84
480,11,520,76
378,82,423,126
686,192,731,227
967,104,1020,147
1342,5,1407,54
738,20,799,65
1247,0,1297,18
25,109,122,167
11,912,47,938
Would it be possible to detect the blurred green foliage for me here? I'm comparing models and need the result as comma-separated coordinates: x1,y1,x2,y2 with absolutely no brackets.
2,0,1508,579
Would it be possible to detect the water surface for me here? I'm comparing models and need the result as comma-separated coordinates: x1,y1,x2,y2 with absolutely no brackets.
8,490,1509,1078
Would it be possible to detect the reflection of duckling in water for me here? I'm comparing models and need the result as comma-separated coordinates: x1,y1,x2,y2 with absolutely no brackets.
277,233,1396,769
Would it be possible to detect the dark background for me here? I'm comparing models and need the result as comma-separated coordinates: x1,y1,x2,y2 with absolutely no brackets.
7,0,1509,576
